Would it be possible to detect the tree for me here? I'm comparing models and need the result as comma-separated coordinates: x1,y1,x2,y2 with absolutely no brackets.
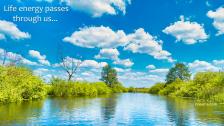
57,43,83,81
0,49,23,66
101,65,119,87
60,56,82,81
166,63,191,84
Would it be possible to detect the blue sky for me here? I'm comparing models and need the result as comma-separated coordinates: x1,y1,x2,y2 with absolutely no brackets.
0,0,224,87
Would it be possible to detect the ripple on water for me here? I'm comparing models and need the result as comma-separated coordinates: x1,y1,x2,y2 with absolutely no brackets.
1,93,224,126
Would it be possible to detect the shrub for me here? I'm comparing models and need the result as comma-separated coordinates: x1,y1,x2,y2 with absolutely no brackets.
148,71,224,103
0,66,46,103
49,78,112,97
148,83,165,94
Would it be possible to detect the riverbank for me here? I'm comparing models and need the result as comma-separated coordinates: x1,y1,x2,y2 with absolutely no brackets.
0,66,127,104
148,72,224,103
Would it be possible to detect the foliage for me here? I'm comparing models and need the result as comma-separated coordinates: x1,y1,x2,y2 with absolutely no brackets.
148,83,165,94
101,65,119,87
149,71,224,103
0,66,46,103
166,63,191,84
128,87,150,93
107,82,127,93
49,78,112,97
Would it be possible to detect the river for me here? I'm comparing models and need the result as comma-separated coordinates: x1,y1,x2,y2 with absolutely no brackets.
0,93,224,126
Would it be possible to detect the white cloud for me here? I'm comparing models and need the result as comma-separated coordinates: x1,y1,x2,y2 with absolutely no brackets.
113,58,134,67
149,68,169,75
29,50,50,66
146,65,156,69
95,48,119,60
81,60,107,69
213,60,224,66
125,28,174,62
207,7,224,35
63,26,128,48
62,0,131,17
64,26,174,62
22,58,39,66
114,67,130,73
188,60,219,72
29,50,46,60
163,16,209,44
0,48,38,66
118,71,165,87
0,20,31,40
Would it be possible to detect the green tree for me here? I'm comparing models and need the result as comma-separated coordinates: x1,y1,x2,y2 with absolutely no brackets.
166,63,191,84
101,65,119,87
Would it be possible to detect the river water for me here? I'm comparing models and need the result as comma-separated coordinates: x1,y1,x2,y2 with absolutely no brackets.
0,93,224,126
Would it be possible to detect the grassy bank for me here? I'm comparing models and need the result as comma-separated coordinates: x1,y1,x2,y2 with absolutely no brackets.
0,66,128,103
148,72,224,103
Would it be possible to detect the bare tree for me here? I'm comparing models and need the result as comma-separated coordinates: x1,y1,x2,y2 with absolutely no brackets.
57,43,83,81
1,49,8,66
0,49,23,66
7,52,23,66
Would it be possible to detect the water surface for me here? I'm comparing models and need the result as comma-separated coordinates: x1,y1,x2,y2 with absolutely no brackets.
1,93,224,126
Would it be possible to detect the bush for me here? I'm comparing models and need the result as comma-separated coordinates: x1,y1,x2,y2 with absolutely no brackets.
0,66,46,103
148,72,224,103
49,78,112,97
148,83,165,94
111,82,127,93
128,87,136,92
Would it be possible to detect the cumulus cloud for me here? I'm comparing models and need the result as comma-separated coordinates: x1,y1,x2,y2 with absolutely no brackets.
118,71,165,87
207,7,224,35
29,50,50,66
213,60,224,66
81,60,107,68
62,0,131,17
125,28,174,62
163,16,209,44
63,26,128,48
64,26,174,62
114,67,131,73
0,20,31,40
113,58,134,67
146,64,156,69
149,68,169,75
95,48,119,60
188,60,219,72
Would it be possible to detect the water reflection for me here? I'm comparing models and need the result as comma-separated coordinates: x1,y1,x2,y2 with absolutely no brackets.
0,100,44,125
0,93,224,126
100,94,118,123
164,97,195,126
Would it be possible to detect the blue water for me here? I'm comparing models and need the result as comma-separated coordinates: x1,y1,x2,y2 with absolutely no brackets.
0,93,224,126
